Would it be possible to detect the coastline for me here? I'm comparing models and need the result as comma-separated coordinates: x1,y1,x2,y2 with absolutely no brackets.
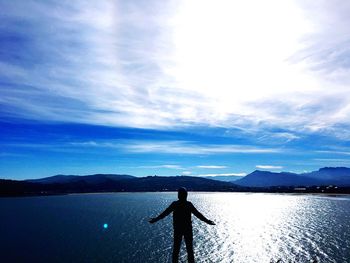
1,190,350,198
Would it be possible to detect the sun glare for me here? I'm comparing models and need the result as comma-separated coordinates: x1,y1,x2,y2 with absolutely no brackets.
168,0,317,117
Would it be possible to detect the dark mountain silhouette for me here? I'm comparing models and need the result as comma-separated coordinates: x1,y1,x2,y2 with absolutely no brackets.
0,175,238,196
0,179,41,196
303,167,350,184
26,174,134,184
235,167,350,187
1,167,350,196
124,176,238,191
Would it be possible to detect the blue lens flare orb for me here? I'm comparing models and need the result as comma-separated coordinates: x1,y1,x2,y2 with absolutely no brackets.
103,223,108,229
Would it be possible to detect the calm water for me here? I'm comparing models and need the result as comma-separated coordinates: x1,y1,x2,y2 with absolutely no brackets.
1,192,350,263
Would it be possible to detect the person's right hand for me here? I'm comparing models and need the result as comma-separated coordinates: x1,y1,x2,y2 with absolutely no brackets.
207,220,215,225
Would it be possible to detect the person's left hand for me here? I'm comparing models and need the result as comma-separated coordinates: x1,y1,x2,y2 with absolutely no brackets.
149,218,157,224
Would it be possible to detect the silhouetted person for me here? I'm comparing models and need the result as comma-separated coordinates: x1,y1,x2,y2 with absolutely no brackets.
149,187,215,263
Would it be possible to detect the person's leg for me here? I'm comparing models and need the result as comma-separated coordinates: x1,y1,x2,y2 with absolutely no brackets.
184,230,194,263
172,231,182,263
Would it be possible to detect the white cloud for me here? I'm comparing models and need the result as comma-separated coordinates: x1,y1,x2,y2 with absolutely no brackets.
122,141,280,155
196,165,227,169
2,0,350,140
256,165,283,170
181,171,191,175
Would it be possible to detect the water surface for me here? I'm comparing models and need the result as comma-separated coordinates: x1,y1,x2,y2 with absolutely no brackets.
1,192,349,262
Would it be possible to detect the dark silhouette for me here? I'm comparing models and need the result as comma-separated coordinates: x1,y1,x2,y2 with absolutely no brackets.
149,187,215,263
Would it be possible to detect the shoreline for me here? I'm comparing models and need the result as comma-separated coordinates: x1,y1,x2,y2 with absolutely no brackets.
1,191,350,198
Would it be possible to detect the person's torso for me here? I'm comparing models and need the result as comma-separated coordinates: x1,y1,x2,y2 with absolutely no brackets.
172,200,192,230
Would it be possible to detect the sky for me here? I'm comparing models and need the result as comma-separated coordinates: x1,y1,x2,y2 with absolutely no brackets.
1,0,350,179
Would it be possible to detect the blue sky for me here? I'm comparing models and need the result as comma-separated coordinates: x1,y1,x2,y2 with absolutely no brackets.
1,0,350,179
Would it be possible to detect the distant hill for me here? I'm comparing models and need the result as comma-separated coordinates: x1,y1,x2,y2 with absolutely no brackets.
0,175,238,196
123,176,238,191
26,174,135,184
303,167,350,184
235,167,350,187
0,179,41,196
234,171,321,187
203,175,244,182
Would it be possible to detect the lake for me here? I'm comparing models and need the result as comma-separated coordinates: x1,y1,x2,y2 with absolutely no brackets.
1,192,349,263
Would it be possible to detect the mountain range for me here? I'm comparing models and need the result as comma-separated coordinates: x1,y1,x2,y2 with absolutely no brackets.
234,167,350,187
0,174,238,196
1,167,350,196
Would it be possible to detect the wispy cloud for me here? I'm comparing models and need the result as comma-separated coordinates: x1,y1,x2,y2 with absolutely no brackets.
1,0,350,142
71,140,280,155
313,158,350,162
4,139,281,155
257,132,301,144
316,150,350,156
196,165,227,169
138,164,184,170
256,165,283,170
195,173,247,177
122,141,280,155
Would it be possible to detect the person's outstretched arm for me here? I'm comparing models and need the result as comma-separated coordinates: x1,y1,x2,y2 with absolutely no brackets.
190,203,215,225
149,202,175,224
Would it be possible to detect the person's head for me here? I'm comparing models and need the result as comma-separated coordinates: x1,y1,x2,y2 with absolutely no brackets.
178,187,188,201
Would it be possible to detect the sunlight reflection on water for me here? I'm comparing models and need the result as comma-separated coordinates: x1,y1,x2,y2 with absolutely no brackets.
189,193,350,263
